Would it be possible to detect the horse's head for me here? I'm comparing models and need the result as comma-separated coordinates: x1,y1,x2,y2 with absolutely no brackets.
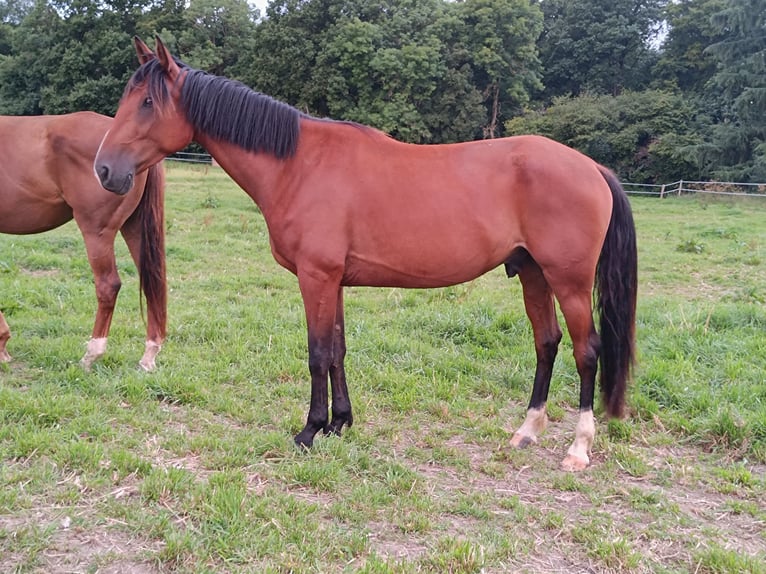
95,36,194,195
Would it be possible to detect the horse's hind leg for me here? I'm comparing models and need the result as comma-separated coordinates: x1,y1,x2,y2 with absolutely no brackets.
0,311,11,362
554,283,601,471
507,251,562,448
80,232,121,370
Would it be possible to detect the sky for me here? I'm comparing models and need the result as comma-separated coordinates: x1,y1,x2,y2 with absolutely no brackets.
251,0,269,13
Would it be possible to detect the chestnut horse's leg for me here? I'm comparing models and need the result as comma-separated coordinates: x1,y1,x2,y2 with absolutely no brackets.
119,218,163,371
326,288,354,435
79,231,122,370
508,254,562,448
0,311,11,362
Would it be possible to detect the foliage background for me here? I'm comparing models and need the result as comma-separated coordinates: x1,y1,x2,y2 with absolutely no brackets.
0,0,764,182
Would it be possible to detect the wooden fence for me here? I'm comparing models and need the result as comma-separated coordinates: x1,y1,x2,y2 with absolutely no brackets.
622,180,766,198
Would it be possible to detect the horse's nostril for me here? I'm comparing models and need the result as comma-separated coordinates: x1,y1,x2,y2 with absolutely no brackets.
96,164,110,184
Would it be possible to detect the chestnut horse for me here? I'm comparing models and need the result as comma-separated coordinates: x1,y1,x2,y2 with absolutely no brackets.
95,37,637,470
0,112,166,371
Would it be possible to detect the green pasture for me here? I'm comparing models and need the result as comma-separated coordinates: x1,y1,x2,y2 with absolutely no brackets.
1,162,764,573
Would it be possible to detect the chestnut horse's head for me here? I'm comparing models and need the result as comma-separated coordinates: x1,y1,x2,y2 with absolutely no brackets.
95,36,194,195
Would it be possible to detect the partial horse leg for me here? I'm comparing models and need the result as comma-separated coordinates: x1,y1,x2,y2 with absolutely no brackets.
555,286,601,471
120,221,162,371
507,252,562,448
294,268,344,448
326,288,353,435
80,232,122,370
0,311,11,362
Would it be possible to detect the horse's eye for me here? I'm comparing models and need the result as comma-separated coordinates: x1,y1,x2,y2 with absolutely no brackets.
142,97,153,108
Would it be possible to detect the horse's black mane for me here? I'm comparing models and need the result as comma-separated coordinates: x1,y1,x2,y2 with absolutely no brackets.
128,58,301,159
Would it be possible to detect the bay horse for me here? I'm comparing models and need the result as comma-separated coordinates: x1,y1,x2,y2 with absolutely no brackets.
95,37,637,470
0,112,166,371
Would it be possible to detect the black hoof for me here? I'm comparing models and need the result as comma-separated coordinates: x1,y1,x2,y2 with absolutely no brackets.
294,431,315,449
325,411,353,436
516,436,534,449
324,421,343,437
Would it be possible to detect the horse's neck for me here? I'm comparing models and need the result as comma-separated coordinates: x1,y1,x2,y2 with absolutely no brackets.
195,134,286,215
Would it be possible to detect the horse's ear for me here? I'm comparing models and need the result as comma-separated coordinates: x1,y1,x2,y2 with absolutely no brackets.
155,35,181,81
133,36,155,65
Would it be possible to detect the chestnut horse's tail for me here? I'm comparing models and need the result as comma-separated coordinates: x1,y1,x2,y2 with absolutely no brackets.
135,163,167,340
595,166,637,419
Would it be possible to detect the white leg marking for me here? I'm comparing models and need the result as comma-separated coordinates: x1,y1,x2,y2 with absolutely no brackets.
510,406,548,448
138,339,162,372
81,337,108,370
561,410,595,472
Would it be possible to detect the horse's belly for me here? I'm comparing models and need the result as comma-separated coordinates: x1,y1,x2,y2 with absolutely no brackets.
0,200,72,235
341,249,503,289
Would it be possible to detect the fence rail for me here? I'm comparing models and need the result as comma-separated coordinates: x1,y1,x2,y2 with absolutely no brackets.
167,154,766,198
620,180,766,198
168,151,213,164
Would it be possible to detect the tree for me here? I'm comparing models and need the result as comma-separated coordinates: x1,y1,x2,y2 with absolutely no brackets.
506,90,704,182
450,0,543,138
312,0,451,142
654,0,727,93
167,0,258,76
0,0,155,115
697,0,766,180
246,0,542,142
536,0,665,99
0,1,64,114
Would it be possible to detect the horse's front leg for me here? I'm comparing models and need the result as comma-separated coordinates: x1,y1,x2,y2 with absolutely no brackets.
80,232,121,370
326,287,353,435
293,268,344,448
0,311,11,362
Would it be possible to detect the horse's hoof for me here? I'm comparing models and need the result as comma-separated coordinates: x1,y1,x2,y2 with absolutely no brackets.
561,454,589,472
510,432,536,449
0,350,11,363
325,413,353,436
294,433,314,450
138,359,156,372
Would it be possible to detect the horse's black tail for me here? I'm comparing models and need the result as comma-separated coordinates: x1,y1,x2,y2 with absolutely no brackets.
136,163,167,341
596,166,637,418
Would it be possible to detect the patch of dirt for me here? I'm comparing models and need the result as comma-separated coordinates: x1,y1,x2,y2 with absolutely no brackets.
358,412,766,573
0,507,162,574
20,268,60,278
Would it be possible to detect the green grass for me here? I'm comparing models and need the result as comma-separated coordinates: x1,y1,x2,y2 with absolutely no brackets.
1,162,765,573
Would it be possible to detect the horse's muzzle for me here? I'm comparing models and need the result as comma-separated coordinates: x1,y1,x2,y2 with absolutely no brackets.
95,161,134,196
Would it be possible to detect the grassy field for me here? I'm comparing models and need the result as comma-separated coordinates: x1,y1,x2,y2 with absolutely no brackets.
1,162,765,573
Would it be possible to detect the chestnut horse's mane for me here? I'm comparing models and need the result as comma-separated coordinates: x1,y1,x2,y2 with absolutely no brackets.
128,58,374,159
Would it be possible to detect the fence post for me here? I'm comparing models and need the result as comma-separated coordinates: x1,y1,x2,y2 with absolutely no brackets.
660,184,666,199
677,180,683,196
